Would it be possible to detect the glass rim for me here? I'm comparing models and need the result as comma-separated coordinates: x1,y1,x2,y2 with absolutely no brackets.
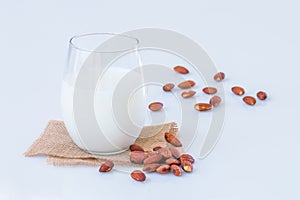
69,32,139,53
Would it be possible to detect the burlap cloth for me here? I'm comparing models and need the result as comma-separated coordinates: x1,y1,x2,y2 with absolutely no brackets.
24,120,178,166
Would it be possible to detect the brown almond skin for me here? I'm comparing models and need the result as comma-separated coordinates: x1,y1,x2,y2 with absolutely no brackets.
202,87,217,95
158,148,172,159
152,146,163,151
173,65,189,74
130,151,148,164
131,170,146,182
142,163,161,173
148,102,163,111
214,72,225,82
179,154,195,164
178,80,196,89
165,158,181,165
165,132,182,147
99,160,114,172
129,144,144,152
181,90,196,98
243,96,256,105
169,147,181,159
143,154,163,164
194,103,212,111
171,165,182,176
156,164,171,174
231,86,245,96
209,95,222,107
163,83,175,92
257,91,267,100
181,161,193,173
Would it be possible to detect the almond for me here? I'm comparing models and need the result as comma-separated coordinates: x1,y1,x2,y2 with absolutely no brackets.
169,147,181,159
243,96,256,106
179,154,195,164
129,144,144,152
171,164,182,176
142,163,161,173
130,151,148,164
178,80,196,89
214,72,225,82
202,87,217,95
143,153,163,164
181,160,193,173
131,170,146,182
194,103,212,111
173,65,189,74
148,102,163,111
209,95,222,107
165,158,180,165
181,90,196,98
164,132,182,147
257,91,267,100
163,83,175,92
231,86,245,96
156,164,170,174
99,160,114,172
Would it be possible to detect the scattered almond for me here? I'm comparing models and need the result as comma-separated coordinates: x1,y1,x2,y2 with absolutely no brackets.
99,160,114,172
243,96,256,106
202,87,217,95
231,86,245,96
209,95,222,107
174,65,189,74
257,91,267,100
148,102,163,111
131,170,146,182
165,132,182,147
163,83,175,92
178,80,196,89
214,72,225,82
181,90,196,98
194,103,212,111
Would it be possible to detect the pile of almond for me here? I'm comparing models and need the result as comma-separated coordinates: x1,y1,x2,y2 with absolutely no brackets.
99,131,195,182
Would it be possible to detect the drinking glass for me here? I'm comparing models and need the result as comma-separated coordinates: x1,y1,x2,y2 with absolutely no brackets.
62,33,145,155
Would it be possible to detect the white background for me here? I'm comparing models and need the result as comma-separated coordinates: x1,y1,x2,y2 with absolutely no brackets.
1,0,300,199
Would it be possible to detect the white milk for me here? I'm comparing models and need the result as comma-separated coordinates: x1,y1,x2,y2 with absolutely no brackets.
61,67,146,154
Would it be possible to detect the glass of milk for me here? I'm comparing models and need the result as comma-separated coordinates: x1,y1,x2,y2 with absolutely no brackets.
62,33,146,155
